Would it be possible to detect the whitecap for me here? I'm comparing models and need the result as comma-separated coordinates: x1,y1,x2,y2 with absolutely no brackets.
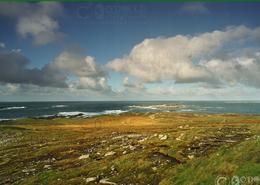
0,118,11,121
51,105,67,108
56,109,128,118
57,111,87,117
103,110,128,114
0,106,26,111
128,105,158,110
129,104,186,110
176,109,194,112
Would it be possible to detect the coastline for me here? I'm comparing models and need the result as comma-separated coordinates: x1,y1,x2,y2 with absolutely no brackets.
2,101,260,121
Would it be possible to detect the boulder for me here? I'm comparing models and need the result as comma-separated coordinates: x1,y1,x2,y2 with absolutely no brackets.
43,165,52,170
99,178,117,185
105,151,116,156
159,134,168,140
78,154,90,160
85,177,96,183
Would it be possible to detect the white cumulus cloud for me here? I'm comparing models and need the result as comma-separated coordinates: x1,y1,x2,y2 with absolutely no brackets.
203,53,260,87
0,48,112,93
0,2,64,45
107,25,260,88
49,51,112,92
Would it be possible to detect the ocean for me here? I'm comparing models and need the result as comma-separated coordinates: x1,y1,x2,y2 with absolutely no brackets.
1,101,260,120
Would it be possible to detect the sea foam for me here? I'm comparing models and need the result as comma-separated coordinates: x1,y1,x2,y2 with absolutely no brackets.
0,106,26,111
56,109,128,118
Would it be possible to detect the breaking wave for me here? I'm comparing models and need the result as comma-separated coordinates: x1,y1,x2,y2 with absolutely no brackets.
0,118,13,122
129,104,186,110
128,105,158,110
0,106,26,111
51,105,68,108
54,109,128,118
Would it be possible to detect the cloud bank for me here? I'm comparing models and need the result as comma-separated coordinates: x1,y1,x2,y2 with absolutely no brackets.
107,25,260,88
50,52,111,92
0,50,111,93
0,52,67,88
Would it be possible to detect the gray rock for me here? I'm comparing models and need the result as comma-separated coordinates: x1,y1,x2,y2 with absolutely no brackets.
85,177,97,183
99,178,117,185
43,165,52,170
105,151,116,156
159,134,168,140
78,154,89,160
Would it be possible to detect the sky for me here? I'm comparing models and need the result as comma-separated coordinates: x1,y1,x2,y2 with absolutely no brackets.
0,2,260,101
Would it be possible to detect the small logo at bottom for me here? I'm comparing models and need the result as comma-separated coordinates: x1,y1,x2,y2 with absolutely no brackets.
231,176,240,185
215,176,229,185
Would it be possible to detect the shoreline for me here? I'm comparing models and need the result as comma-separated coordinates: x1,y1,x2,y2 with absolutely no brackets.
1,111,260,124
2,101,260,121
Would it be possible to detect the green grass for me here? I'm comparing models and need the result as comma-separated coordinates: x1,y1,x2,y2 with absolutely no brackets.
0,112,259,184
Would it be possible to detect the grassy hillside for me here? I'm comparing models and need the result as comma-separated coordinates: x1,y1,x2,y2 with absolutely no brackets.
0,112,259,185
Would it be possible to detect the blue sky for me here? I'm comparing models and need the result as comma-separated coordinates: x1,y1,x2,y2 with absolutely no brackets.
0,2,260,101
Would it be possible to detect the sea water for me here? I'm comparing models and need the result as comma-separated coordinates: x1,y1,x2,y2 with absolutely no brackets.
1,101,260,120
